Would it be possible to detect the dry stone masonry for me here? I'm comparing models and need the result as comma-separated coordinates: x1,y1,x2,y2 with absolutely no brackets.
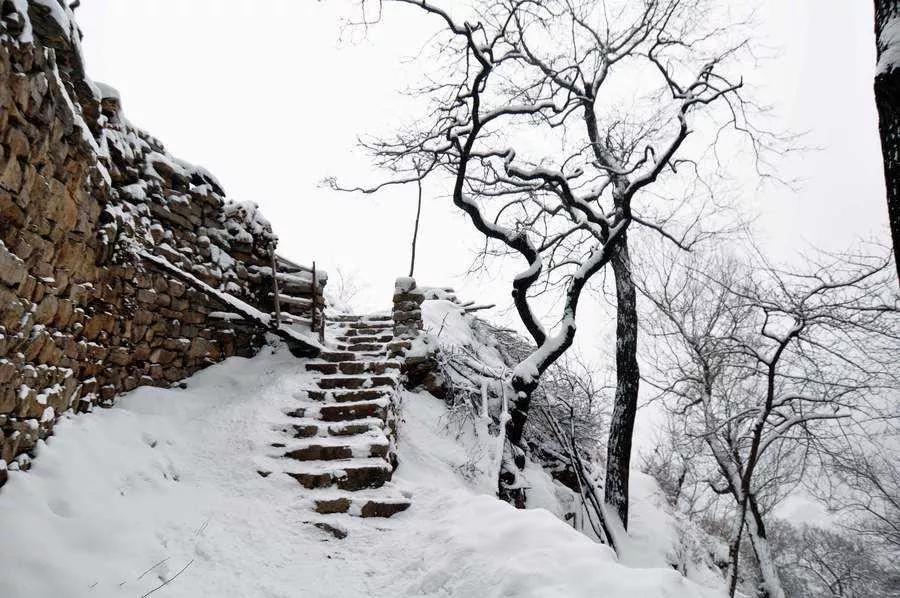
0,1,321,485
392,277,445,393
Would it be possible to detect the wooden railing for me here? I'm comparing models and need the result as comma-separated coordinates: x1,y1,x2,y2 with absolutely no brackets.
267,250,326,340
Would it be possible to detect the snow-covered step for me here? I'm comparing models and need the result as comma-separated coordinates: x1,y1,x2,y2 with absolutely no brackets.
329,314,393,323
305,488,411,518
281,457,394,491
318,350,359,362
314,375,397,390
333,334,393,344
333,325,394,336
275,417,386,439
276,433,390,461
330,318,394,327
305,361,400,375
303,388,393,403
340,342,390,352
286,398,391,422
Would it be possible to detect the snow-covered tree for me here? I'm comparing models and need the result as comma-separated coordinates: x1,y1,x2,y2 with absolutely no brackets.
641,247,898,598
771,522,900,598
337,0,763,516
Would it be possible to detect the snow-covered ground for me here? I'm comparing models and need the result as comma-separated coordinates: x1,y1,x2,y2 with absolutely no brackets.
0,344,722,598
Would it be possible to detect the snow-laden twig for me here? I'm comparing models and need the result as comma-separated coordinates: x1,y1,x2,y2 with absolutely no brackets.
140,559,194,598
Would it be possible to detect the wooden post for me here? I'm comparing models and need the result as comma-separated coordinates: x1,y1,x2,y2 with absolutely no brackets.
312,261,325,343
311,261,317,332
270,247,281,329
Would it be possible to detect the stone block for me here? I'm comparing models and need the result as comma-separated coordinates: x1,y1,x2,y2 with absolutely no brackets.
136,288,157,305
0,241,26,286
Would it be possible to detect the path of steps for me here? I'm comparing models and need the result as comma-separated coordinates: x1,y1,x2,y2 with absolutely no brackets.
263,314,411,518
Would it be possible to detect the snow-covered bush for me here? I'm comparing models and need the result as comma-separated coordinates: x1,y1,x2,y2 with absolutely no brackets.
421,299,618,538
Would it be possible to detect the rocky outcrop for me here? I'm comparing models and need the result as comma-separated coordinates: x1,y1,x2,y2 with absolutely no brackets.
0,1,319,483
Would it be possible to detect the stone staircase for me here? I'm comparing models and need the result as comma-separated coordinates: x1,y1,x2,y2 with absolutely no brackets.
263,314,411,518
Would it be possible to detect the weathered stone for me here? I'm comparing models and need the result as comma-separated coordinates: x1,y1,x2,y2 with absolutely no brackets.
136,288,157,304
393,292,425,304
33,294,58,325
0,242,27,288
187,337,210,358
99,385,117,402
393,300,422,313
107,347,131,366
82,313,113,340
148,348,175,365
5,127,30,158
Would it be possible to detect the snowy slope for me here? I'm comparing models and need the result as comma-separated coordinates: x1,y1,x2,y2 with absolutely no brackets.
0,343,721,598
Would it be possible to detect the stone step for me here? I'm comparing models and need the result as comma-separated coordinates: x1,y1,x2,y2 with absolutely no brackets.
315,375,396,390
334,326,394,336
279,434,389,461
311,491,411,518
305,388,393,403
276,417,385,438
286,398,390,422
318,351,358,362
341,342,389,353
284,457,393,491
333,334,394,344
305,361,400,376
329,314,393,323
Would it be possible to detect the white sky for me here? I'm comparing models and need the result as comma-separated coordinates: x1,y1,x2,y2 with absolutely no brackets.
73,0,888,371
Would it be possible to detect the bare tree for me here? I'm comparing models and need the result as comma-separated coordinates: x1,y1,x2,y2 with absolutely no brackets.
814,441,900,554
771,521,900,598
324,266,367,313
335,0,758,512
874,0,900,279
640,246,898,598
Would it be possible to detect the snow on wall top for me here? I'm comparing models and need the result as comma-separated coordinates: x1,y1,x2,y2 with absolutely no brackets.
93,80,119,100
31,0,78,41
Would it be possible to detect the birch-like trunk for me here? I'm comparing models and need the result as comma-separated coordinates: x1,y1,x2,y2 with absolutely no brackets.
874,0,900,279
745,495,786,598
604,235,640,529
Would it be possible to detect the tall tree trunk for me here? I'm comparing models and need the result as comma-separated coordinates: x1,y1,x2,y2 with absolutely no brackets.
604,234,640,529
745,494,786,598
409,177,423,277
874,0,900,280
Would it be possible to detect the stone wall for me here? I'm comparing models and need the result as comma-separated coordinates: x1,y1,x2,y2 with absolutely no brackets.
391,277,444,393
0,1,316,485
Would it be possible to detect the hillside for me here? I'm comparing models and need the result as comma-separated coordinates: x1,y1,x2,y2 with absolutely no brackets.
0,335,722,598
